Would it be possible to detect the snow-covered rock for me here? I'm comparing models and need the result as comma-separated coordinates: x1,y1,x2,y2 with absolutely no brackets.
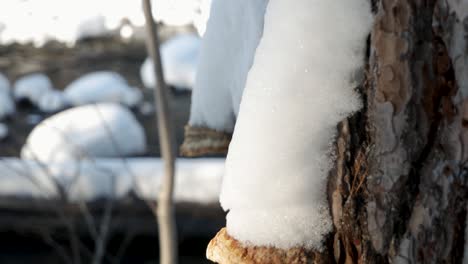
14,73,53,105
0,123,8,140
21,103,146,164
220,0,373,250
141,34,201,91
0,73,15,120
64,71,142,107
38,90,69,113
0,158,224,203
188,0,268,132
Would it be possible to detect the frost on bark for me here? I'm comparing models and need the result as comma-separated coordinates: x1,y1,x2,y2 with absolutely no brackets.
207,0,468,263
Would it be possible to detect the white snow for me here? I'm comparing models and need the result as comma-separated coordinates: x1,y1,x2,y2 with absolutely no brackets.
0,123,8,140
0,0,212,46
220,0,373,250
188,0,268,132
13,73,53,106
0,158,224,203
37,90,69,113
21,103,147,164
0,73,15,120
64,71,143,107
141,34,201,91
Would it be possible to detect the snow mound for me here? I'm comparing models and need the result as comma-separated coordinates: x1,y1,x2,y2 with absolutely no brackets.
14,73,53,106
188,0,268,132
141,34,201,91
0,73,15,120
38,90,69,113
64,71,143,107
21,103,146,164
220,0,373,250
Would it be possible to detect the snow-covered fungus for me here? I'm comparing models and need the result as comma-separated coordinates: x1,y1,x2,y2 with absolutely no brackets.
220,0,373,250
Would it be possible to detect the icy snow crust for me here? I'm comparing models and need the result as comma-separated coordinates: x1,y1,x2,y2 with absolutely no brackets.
21,103,146,164
188,0,269,132
141,34,201,91
220,0,373,250
64,71,142,107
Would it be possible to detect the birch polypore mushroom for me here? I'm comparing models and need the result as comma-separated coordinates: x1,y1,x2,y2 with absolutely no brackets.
181,0,268,157
208,0,373,262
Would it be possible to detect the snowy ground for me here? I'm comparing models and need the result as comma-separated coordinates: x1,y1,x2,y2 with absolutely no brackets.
0,158,224,203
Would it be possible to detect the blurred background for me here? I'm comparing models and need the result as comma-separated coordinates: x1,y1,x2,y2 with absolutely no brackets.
0,0,225,263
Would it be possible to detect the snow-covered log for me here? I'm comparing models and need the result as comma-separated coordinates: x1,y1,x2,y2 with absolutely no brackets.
64,71,142,107
213,0,373,254
0,158,224,203
181,0,268,157
21,103,146,164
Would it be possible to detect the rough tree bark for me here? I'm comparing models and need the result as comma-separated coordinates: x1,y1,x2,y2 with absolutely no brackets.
207,0,468,263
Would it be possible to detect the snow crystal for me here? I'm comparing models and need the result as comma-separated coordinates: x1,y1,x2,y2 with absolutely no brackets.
21,103,146,164
188,0,268,132
220,0,373,250
64,71,142,107
13,73,53,106
141,33,201,91
0,158,224,203
0,123,8,140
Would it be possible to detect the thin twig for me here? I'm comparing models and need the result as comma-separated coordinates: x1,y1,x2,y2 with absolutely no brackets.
142,1,178,263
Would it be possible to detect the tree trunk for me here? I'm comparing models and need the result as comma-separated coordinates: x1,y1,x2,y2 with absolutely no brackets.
207,0,468,263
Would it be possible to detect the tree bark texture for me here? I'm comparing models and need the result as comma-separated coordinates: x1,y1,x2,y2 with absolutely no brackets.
208,0,468,263
329,0,467,263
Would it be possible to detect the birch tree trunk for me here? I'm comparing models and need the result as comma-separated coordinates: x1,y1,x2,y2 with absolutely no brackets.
207,0,468,263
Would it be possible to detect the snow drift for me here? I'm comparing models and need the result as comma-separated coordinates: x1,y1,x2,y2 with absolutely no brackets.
220,0,373,250
21,103,146,164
